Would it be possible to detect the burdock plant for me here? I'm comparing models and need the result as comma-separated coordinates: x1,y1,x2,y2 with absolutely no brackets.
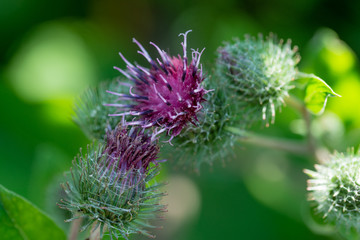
59,124,166,239
1,30,352,240
68,31,343,240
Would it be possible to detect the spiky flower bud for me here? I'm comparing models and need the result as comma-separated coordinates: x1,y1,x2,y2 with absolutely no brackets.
163,77,237,170
106,30,209,141
73,79,129,140
59,125,166,239
305,149,360,234
216,34,300,126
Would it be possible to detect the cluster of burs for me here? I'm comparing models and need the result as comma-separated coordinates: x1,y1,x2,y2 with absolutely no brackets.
58,30,360,239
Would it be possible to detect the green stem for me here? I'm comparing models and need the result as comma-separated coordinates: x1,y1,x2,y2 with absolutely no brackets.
89,222,107,240
227,127,310,155
68,216,82,240
285,96,318,161
296,71,314,80
89,222,101,240
229,95,322,162
302,101,317,158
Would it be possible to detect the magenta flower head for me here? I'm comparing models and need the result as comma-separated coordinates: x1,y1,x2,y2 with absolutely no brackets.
103,123,160,174
59,124,166,239
106,30,209,141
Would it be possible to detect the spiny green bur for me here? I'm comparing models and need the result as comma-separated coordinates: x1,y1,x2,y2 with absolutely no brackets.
73,79,128,140
58,144,166,239
164,78,238,170
305,150,360,235
216,34,300,126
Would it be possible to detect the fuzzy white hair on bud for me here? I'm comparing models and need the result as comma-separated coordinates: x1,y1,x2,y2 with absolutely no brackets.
216,33,300,127
305,149,360,236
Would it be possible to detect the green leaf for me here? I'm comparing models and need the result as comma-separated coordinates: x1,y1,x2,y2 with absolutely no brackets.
296,72,341,115
0,184,66,240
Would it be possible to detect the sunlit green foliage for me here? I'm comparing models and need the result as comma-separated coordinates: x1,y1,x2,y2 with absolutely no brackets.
0,184,66,240
1,1,360,240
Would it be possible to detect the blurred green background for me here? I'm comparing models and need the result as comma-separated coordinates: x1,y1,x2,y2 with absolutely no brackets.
1,0,360,239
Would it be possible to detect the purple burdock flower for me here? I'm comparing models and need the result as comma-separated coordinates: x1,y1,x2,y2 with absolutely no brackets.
106,30,209,141
102,124,161,177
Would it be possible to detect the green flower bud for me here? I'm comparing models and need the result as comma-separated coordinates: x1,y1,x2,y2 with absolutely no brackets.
73,79,128,140
216,33,300,126
305,149,360,235
58,126,166,239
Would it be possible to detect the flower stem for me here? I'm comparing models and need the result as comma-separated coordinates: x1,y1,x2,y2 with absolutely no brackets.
226,95,323,161
68,216,82,240
90,221,106,240
90,222,101,240
285,96,318,160
226,127,310,155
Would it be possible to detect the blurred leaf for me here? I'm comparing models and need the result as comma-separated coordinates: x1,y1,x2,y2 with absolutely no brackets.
0,184,66,240
328,73,360,129
28,143,70,207
27,143,71,230
300,28,360,126
301,202,336,237
301,29,356,81
296,73,340,115
210,12,260,49
300,28,360,148
310,112,345,150
242,151,303,221
6,21,98,103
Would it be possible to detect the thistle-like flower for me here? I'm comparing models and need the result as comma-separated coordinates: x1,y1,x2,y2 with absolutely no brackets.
106,30,209,140
305,149,360,235
216,33,300,126
59,124,166,239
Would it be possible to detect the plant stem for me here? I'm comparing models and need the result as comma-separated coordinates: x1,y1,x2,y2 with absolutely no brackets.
285,96,318,160
69,216,82,240
227,95,320,160
227,127,310,155
302,102,317,158
89,221,103,240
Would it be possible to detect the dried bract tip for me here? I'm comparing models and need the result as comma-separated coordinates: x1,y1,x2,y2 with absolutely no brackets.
108,31,209,139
